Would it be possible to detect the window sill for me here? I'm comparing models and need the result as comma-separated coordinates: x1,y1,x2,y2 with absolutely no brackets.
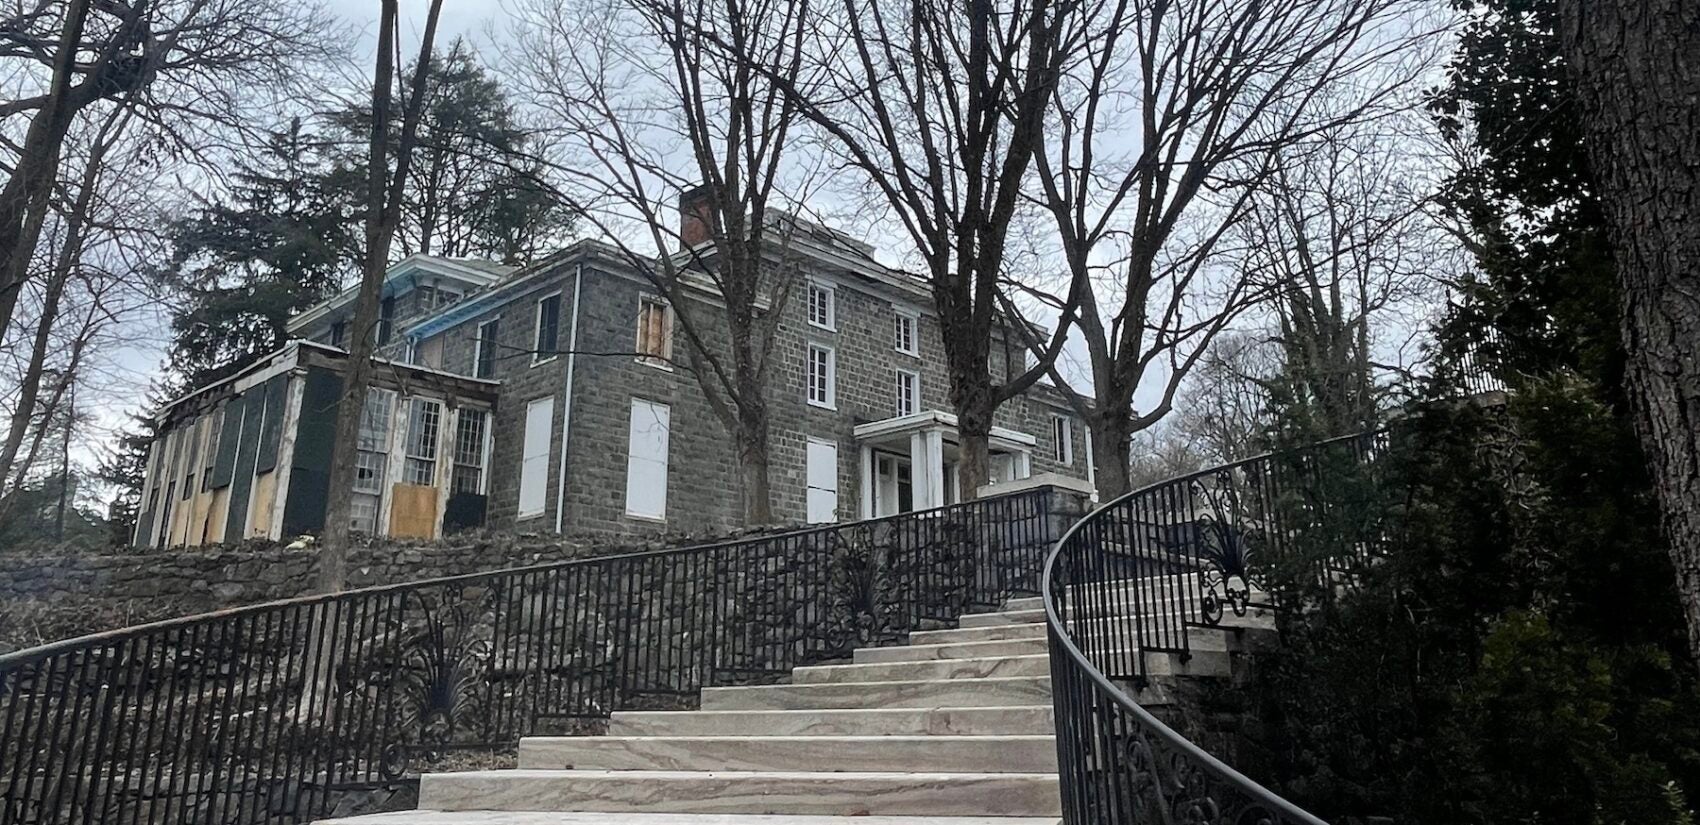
625,511,667,524
807,399,837,412
896,348,919,358
807,321,837,333
531,356,559,368
517,509,546,520
636,356,673,372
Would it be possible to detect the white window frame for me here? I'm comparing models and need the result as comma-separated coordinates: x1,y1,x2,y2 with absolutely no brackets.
806,437,839,524
894,368,919,417
894,310,919,356
402,397,444,486
474,317,500,379
624,398,672,521
635,293,673,369
532,291,562,366
1052,414,1074,466
807,281,836,331
806,343,836,410
518,396,554,518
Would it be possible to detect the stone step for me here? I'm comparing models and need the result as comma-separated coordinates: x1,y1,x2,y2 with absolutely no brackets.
1003,589,1269,616
907,623,1050,645
518,734,1057,773
607,706,1056,738
958,609,1047,628
700,677,1052,711
854,638,1049,664
318,814,1064,825
417,769,1063,817
792,655,1051,685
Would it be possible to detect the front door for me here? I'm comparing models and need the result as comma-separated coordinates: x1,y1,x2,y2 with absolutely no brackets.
874,452,914,517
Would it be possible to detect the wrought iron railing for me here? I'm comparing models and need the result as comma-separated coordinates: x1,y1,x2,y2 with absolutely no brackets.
1042,433,1387,824
0,486,1065,825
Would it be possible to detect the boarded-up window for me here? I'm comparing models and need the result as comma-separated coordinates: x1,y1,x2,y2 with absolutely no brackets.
209,399,243,490
518,397,553,517
807,439,838,523
624,399,670,520
636,296,670,363
255,376,286,474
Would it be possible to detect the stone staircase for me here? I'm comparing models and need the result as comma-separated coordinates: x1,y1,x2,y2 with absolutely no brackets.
319,582,1271,825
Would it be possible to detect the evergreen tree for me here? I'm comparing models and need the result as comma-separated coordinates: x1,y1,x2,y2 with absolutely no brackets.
162,118,355,389
323,40,570,265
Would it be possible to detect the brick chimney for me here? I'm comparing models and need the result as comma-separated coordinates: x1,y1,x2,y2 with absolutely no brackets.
678,185,715,249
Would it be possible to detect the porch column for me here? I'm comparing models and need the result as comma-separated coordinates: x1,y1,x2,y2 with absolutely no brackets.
859,444,875,519
910,428,945,510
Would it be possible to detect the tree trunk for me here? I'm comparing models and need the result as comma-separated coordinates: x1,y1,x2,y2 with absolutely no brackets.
737,399,774,525
1559,0,1700,668
1090,407,1135,501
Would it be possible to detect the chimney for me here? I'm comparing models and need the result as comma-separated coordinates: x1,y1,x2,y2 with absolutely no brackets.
678,184,714,249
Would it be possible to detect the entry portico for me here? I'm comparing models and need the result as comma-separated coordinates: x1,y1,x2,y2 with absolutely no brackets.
854,410,1037,518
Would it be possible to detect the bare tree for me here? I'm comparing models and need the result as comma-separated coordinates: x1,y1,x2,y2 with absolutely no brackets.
0,0,336,342
1018,0,1441,499
317,0,446,592
1557,0,1700,670
709,0,1082,495
505,0,815,524
1237,123,1443,435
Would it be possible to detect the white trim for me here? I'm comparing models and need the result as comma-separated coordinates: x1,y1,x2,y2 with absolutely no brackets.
850,409,1038,448
806,343,837,409
806,280,836,331
532,290,563,366
286,254,508,334
555,264,585,533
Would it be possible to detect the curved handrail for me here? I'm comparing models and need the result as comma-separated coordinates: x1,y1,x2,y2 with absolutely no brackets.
1039,434,1380,824
0,486,1060,825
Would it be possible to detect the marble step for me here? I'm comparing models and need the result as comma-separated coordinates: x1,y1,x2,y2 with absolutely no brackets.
518,735,1057,773
792,655,1051,684
1003,590,1268,615
908,623,1050,645
417,769,1063,817
854,637,1048,664
958,609,1048,628
700,677,1051,711
318,814,1064,825
608,706,1056,738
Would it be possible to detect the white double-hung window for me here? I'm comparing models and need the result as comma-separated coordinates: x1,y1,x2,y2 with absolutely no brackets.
806,344,836,409
894,311,918,356
1052,414,1074,466
807,282,835,330
895,368,919,417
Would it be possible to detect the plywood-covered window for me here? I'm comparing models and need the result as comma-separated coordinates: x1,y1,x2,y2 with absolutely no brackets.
625,398,671,520
636,295,671,365
518,397,553,518
807,438,838,524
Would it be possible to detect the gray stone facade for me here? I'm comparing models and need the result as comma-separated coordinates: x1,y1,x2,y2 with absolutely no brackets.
290,230,1094,539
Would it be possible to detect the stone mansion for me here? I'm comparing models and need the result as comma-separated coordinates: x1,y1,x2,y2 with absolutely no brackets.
130,212,1097,547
